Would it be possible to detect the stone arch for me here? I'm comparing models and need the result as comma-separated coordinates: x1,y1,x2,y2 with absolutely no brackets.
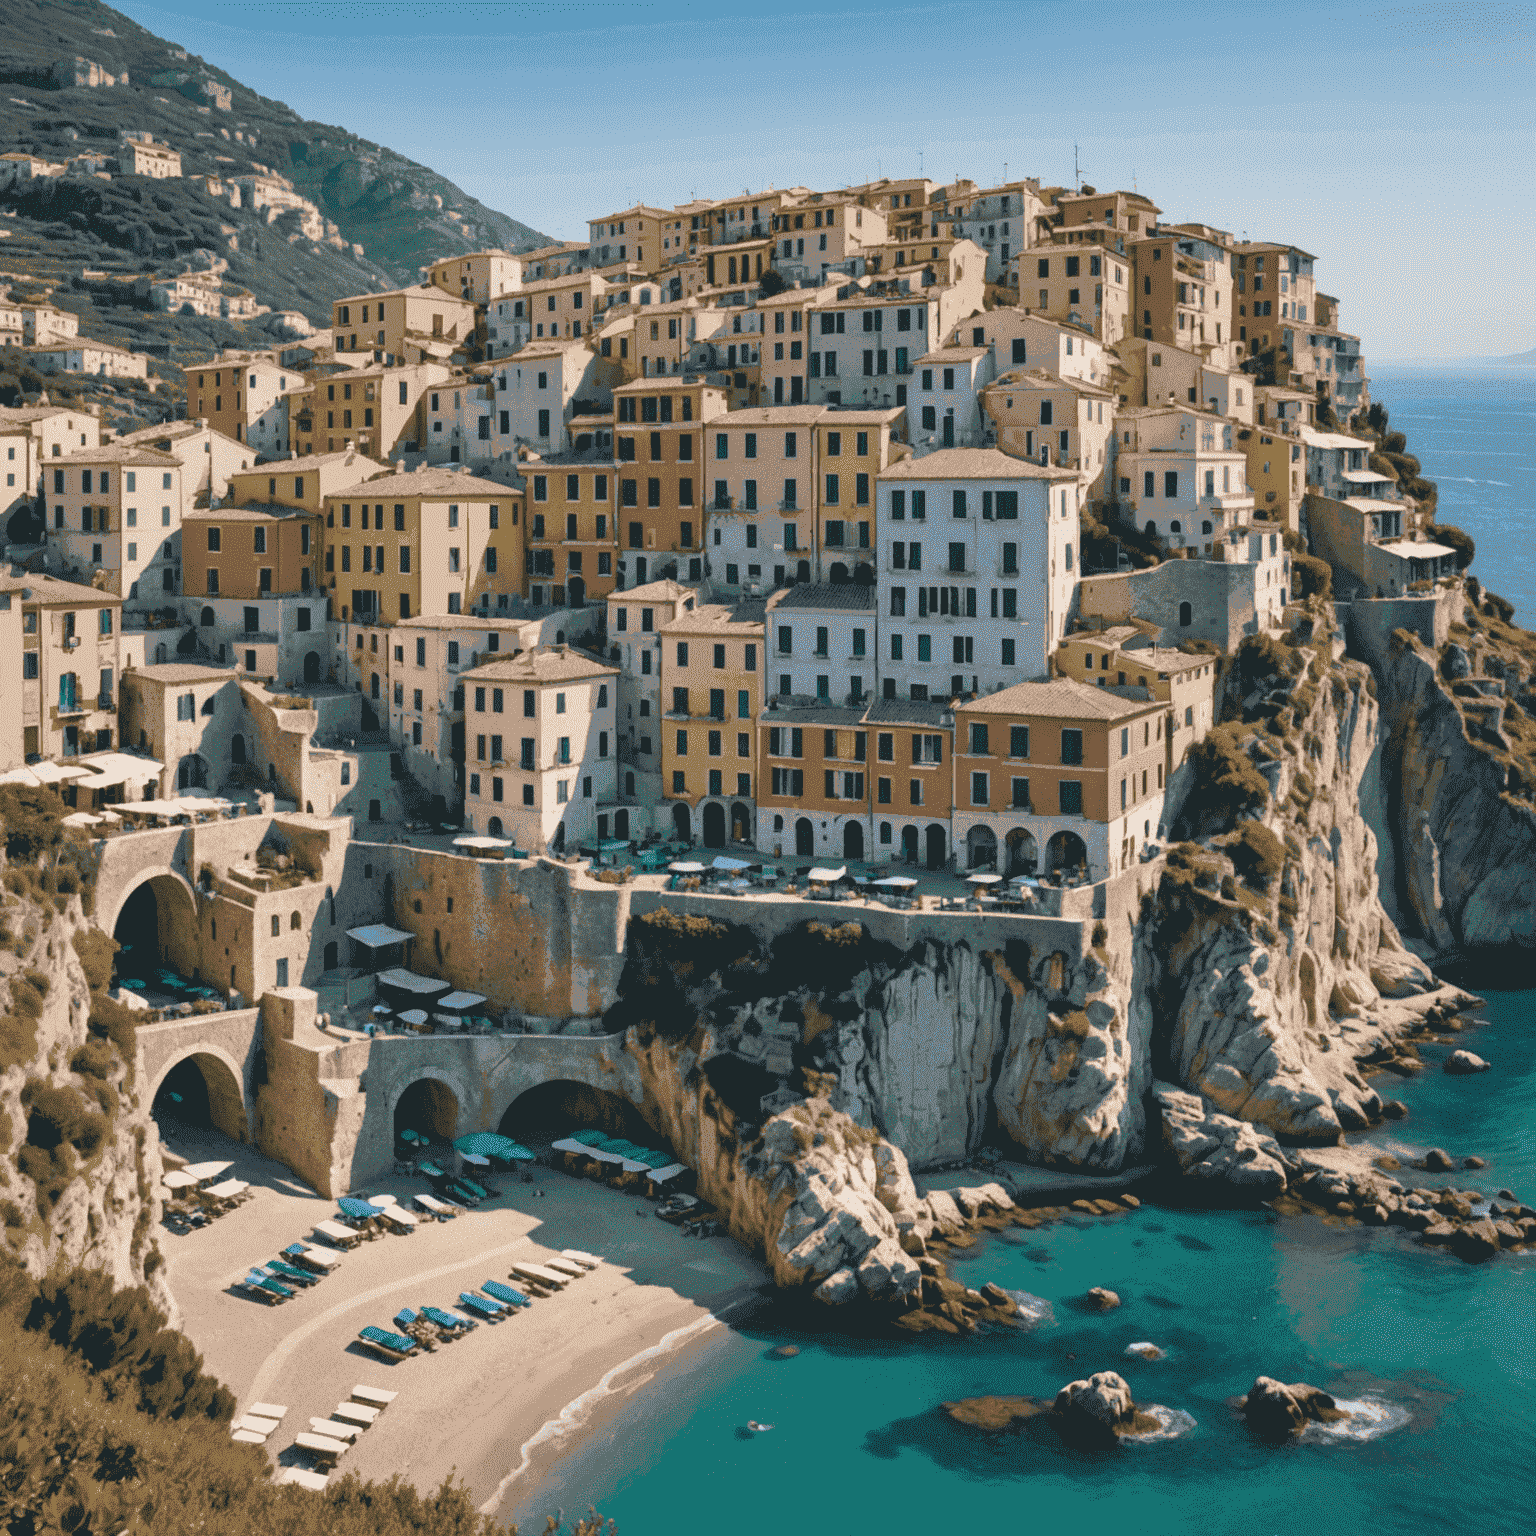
148,1046,250,1142
106,866,198,977
497,1078,653,1146
391,1073,463,1145
965,824,997,868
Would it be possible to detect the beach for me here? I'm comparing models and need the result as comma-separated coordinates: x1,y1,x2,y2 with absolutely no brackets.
162,1134,766,1516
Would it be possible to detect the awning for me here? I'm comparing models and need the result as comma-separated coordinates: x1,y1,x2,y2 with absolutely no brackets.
377,968,449,995
1340,469,1394,483
1380,539,1458,560
711,855,752,872
807,865,847,882
162,1169,199,1190
62,811,102,827
461,1152,490,1167
454,1131,534,1160
669,860,706,873
75,752,163,787
453,835,510,851
966,872,1003,885
873,875,918,888
203,1178,247,1199
180,1160,232,1181
397,1008,429,1027
347,924,414,948
436,990,486,1011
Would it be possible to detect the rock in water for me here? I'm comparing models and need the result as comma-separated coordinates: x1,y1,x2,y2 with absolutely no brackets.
1124,1341,1166,1361
1444,1050,1490,1075
1052,1371,1158,1447
1421,1147,1456,1172
1084,1287,1121,1311
1449,1218,1500,1263
941,1395,1050,1433
1241,1376,1348,1440
769,1345,800,1359
1462,1156,1486,1169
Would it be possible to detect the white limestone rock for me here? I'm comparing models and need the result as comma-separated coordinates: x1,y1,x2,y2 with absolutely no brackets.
1153,1081,1293,1196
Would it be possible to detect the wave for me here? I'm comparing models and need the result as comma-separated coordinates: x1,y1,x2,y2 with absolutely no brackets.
1302,1397,1412,1443
1123,1404,1197,1442
1001,1290,1055,1328
477,1308,730,1515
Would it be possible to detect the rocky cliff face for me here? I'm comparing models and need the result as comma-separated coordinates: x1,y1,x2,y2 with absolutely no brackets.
0,893,171,1317
1369,596,1536,955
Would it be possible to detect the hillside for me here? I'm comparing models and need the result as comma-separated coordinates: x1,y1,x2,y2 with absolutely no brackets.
0,0,551,322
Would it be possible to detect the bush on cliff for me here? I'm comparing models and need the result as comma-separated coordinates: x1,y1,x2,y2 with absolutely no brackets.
1185,725,1271,824
1217,822,1287,890
1292,553,1332,600
1435,522,1475,571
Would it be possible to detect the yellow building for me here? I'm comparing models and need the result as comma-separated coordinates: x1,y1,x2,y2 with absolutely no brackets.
287,362,450,459
811,408,903,583
1131,232,1234,366
184,506,320,601
658,599,764,846
425,249,525,303
587,205,671,272
226,448,383,514
524,453,617,609
330,285,478,362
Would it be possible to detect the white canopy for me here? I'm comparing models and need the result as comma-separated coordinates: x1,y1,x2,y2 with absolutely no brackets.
807,865,847,882
669,860,706,873
436,990,486,1011
180,1160,233,1181
966,872,1003,885
203,1178,248,1199
347,923,413,948
453,835,511,851
2,761,95,786
873,875,918,888
376,967,448,995
397,1008,429,1026
162,1169,199,1190
62,811,102,827
1340,469,1395,484
711,854,752,871
76,752,163,787
366,1194,398,1207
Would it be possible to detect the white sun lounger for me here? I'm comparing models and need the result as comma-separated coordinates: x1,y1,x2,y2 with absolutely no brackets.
278,1466,331,1491
414,1193,456,1218
247,1402,288,1420
294,1431,349,1463
233,1414,282,1437
561,1249,602,1269
309,1416,361,1442
511,1261,568,1288
376,1204,419,1230
544,1257,584,1278
314,1219,362,1248
332,1401,380,1427
351,1385,398,1408
231,1428,267,1445
298,1245,344,1269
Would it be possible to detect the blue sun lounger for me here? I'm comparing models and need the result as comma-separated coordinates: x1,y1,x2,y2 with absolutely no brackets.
265,1259,318,1287
357,1325,417,1361
242,1271,292,1302
457,1291,505,1320
420,1305,475,1333
481,1279,530,1308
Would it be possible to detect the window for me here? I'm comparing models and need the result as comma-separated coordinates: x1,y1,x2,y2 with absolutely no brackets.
971,771,989,806
1059,780,1083,816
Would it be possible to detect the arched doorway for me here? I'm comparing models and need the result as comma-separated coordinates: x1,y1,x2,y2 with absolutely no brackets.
966,824,997,869
200,606,215,627
901,825,919,864
1046,829,1089,876
176,754,207,791
614,808,630,838
394,1078,459,1146
303,650,321,684
794,817,813,855
829,562,849,584
730,801,750,842
925,823,947,870
112,872,198,985
672,802,691,841
498,1079,655,1148
230,734,246,765
488,816,503,837
795,558,811,583
323,940,338,970
843,819,864,859
701,801,725,848
152,1053,247,1143
1006,827,1039,876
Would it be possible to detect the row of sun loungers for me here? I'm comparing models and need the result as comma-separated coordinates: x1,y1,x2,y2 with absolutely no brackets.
282,1385,400,1478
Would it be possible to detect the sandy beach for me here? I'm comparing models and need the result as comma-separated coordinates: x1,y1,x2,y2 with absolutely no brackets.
161,1131,766,1517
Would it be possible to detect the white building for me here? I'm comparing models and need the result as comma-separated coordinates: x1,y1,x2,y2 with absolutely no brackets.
909,346,995,453
940,181,1042,283
950,309,1109,387
804,285,939,409
764,583,878,707
1112,406,1254,551
188,590,329,687
114,419,253,502
876,448,1079,699
460,647,618,853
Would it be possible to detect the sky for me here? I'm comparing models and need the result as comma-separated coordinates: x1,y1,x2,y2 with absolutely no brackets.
110,0,1535,361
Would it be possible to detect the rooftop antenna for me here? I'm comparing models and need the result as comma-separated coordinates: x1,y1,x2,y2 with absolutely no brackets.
1074,143,1081,191
919,148,924,175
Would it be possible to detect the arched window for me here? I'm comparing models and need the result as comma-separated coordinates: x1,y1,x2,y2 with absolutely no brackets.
290,911,301,930
200,606,215,626
1179,601,1193,627
488,816,503,836
1144,520,1157,536
1169,520,1182,534
879,820,892,844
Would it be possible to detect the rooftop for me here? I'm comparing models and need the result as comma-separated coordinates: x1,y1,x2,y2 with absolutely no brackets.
57,442,181,467
768,583,877,613
460,646,616,685
660,599,767,634
880,447,1072,482
127,662,239,686
185,503,315,522
961,677,1164,719
861,697,952,727
0,571,121,606
609,578,694,605
324,465,509,499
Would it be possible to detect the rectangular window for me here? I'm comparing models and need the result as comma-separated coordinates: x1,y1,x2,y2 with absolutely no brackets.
1060,729,1083,765
1059,780,1083,816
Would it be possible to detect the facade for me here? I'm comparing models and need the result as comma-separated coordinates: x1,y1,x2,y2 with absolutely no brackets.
27,343,147,379
980,367,1115,494
525,452,616,608
1307,495,1456,598
941,181,1043,283
426,250,526,304
764,583,878,707
1111,406,1254,550
1015,245,1130,344
115,420,253,501
860,697,955,868
119,140,182,178
755,701,870,861
119,663,246,796
952,678,1168,880
877,448,1079,695
184,352,294,452
330,286,478,361
1130,231,1235,367
803,287,940,409
460,648,618,852
910,347,994,453
288,361,449,460
658,600,764,847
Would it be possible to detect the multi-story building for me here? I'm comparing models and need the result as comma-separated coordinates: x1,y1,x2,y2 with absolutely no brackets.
1015,244,1131,344
756,700,870,861
910,346,994,452
330,286,478,362
861,696,954,868
487,341,605,459
0,572,124,760
460,647,618,852
1238,421,1306,534
21,305,79,347
425,249,526,304
0,402,100,476
877,448,1080,697
952,677,1168,880
27,342,147,380
587,206,671,271
287,361,450,460
606,579,695,826
768,194,888,281
802,284,940,409
118,139,181,178
184,351,296,453
524,451,616,608
980,367,1115,496
1130,231,1235,367
940,181,1043,283
764,583,877,706
0,587,22,769
951,309,1108,388
1050,189,1160,240
1231,243,1316,362
1110,406,1254,550
1114,338,1254,424
324,466,525,635
513,271,617,348
811,408,902,587
114,420,254,502
613,377,729,589
658,600,763,846
47,444,185,604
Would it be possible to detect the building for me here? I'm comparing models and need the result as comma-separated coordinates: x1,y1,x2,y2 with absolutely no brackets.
27,342,147,380
47,444,185,603
755,700,869,861
877,448,1080,696
952,677,1167,880
1306,493,1457,599
1114,338,1253,424
0,587,22,768
225,448,383,518
119,663,246,796
460,647,618,852
587,206,671,271
859,696,955,867
606,579,695,829
940,181,1043,283
485,340,605,460
117,140,181,178
22,306,80,347
910,347,994,453
323,464,524,636
1232,242,1316,361
287,361,450,460
524,448,617,609
330,286,478,362
1110,405,1254,551
1238,422,1305,534
763,583,878,707
658,600,764,846
1015,244,1131,344
0,572,124,760
113,420,253,503
1130,230,1235,368
425,250,526,304
979,367,1115,495
768,193,888,281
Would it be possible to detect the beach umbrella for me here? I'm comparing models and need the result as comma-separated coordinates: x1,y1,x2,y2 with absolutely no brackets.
966,872,1003,885
337,1196,378,1221
669,860,706,873
454,1131,535,1161
872,875,918,888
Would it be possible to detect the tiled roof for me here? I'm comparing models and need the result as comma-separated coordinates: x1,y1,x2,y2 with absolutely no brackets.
961,677,1162,719
880,447,1070,481
460,646,616,684
769,583,877,612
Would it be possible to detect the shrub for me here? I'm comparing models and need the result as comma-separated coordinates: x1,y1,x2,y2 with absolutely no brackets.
0,784,65,861
1220,822,1286,889
1293,552,1332,600
1484,589,1515,623
72,927,117,996
22,1080,110,1162
1435,522,1476,571
1186,725,1271,822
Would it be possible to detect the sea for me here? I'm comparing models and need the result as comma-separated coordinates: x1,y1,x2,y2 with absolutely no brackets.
502,367,1536,1536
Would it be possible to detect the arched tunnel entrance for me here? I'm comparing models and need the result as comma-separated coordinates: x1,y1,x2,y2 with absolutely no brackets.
112,874,198,988
152,1053,248,1143
395,1078,460,1148
498,1079,656,1148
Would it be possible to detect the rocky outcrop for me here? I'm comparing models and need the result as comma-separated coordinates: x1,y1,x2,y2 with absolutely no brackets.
1444,1049,1489,1075
1240,1376,1347,1439
0,896,172,1318
1153,1082,1293,1197
943,1372,1162,1447
1369,603,1536,955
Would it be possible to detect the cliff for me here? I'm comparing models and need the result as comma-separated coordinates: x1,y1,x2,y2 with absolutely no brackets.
0,882,172,1318
1369,587,1536,955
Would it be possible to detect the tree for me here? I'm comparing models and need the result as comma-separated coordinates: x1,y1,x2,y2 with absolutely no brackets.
1435,523,1475,570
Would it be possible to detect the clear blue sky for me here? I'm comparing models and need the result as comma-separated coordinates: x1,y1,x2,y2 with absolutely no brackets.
112,0,1534,360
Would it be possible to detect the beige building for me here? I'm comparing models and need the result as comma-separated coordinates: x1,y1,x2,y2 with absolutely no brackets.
980,367,1115,494
185,351,296,453
425,249,526,304
460,647,618,852
119,140,181,178
27,342,147,380
288,361,450,460
1015,244,1131,344
588,205,671,271
114,419,254,502
330,285,477,362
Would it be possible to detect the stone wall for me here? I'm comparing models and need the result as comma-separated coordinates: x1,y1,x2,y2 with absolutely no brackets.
1338,586,1456,670
1076,554,1282,651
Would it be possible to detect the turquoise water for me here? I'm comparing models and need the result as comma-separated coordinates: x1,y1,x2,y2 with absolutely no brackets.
1368,364,1536,623
517,996,1533,1535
